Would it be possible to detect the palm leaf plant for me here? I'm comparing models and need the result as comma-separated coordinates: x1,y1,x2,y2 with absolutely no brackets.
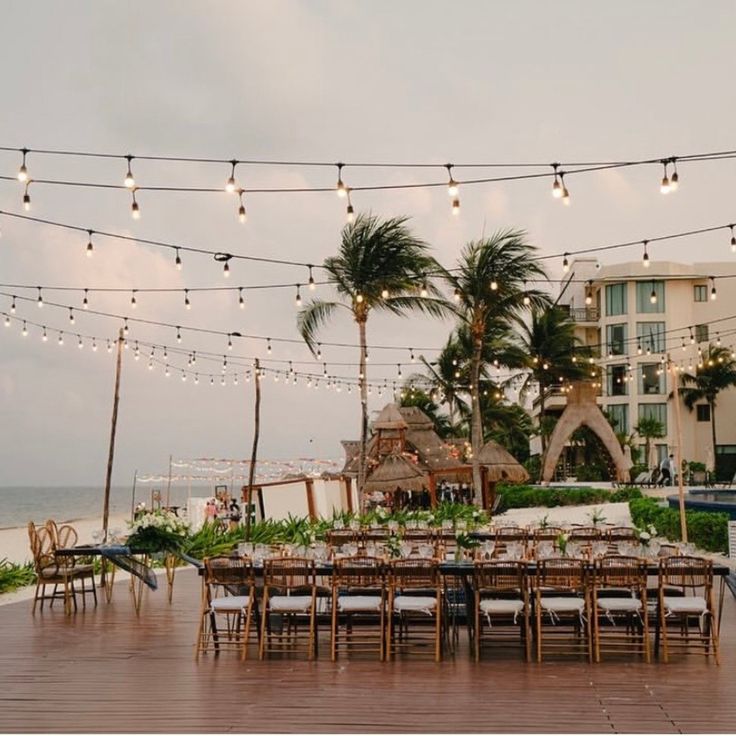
297,213,451,505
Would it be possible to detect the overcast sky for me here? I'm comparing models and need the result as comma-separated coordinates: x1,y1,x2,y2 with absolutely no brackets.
1,1,735,486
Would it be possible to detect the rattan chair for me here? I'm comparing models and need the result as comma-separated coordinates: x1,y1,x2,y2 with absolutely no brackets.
530,527,565,557
326,529,364,551
387,558,444,662
27,522,94,615
568,526,603,556
196,555,257,660
49,522,97,608
534,558,592,662
657,556,719,664
331,556,386,661
494,527,529,558
592,556,650,662
472,560,530,661
259,557,318,660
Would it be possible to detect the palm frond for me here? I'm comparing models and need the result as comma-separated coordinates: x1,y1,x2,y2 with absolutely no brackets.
296,300,346,354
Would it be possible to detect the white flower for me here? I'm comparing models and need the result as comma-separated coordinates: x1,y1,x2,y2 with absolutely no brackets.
639,531,651,541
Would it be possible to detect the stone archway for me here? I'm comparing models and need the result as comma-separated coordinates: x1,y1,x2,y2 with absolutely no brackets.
541,382,632,483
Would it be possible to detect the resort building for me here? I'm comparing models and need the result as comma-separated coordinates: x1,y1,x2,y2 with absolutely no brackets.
531,258,736,480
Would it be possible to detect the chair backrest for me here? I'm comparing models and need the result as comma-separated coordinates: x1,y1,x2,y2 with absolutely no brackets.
535,558,587,592
56,524,78,550
495,527,529,544
532,527,565,543
332,556,385,590
27,521,39,558
388,558,440,590
263,557,315,591
658,555,713,593
45,520,60,548
326,530,363,548
606,526,638,542
594,555,647,590
204,555,254,587
657,543,680,558
569,526,602,541
473,559,527,593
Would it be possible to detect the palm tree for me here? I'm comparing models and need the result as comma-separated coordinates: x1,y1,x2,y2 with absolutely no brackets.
297,213,449,499
518,306,588,452
633,416,665,469
415,335,469,426
437,229,549,500
679,344,736,476
398,387,453,438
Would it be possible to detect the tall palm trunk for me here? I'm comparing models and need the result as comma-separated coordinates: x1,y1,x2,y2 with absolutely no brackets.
470,333,483,505
357,317,369,511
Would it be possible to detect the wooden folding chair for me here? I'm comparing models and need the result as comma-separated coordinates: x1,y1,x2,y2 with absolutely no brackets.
473,560,530,661
331,556,386,661
592,556,650,662
196,555,257,660
657,556,719,664
259,558,317,660
387,558,443,662
534,558,592,662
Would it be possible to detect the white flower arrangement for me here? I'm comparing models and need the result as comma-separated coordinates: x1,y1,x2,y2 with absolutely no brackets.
128,509,189,536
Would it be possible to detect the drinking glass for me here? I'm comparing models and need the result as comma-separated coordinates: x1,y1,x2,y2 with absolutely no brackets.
400,542,413,558
566,542,581,559
592,542,608,559
418,544,434,559
537,541,553,560
388,520,399,533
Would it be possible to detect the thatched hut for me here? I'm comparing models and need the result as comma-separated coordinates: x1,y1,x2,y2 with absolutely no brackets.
362,452,427,495
477,440,529,484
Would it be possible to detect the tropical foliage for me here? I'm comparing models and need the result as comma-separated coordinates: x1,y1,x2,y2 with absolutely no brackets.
0,558,35,594
633,416,665,468
127,509,190,552
297,213,449,495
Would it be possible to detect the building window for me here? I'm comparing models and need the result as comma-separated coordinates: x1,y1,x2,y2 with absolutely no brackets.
606,364,628,396
607,403,629,434
638,403,667,435
605,283,627,316
636,322,665,354
606,323,627,356
696,404,711,422
639,363,664,395
636,281,665,313
695,324,709,343
694,284,708,302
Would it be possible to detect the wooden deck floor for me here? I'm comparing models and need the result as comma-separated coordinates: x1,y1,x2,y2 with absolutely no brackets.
0,569,734,733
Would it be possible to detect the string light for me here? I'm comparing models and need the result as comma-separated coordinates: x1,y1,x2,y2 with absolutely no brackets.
92,337,97,352
78,335,84,350
131,188,140,219
238,288,245,309
356,292,364,303
68,307,75,325
660,161,671,194
176,327,182,344
175,248,182,270
446,164,459,197
689,327,695,345
83,289,89,309
336,163,347,197
551,164,562,199
37,288,43,308
730,225,736,253
10,297,15,314
267,338,272,354
130,290,137,309
3,314,9,327
237,189,247,223
17,148,29,182
58,331,64,346
642,240,650,268
22,183,31,211
420,280,429,298
453,287,461,303
21,320,27,336
490,278,498,291
123,318,129,336
295,285,302,307
225,160,238,193
184,289,191,310
381,287,390,299
649,282,658,305
410,348,416,363
560,173,570,205
106,339,112,353
346,189,354,223
123,155,135,188
585,280,593,306
670,159,679,191
710,276,717,301
42,326,47,342
308,266,316,291
562,253,570,273
316,343,322,360
86,230,94,258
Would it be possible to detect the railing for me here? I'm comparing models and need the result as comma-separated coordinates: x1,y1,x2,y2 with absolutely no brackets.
568,307,600,322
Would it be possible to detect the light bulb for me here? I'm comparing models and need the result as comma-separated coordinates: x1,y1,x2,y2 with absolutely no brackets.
660,162,670,194
83,290,89,309
490,279,498,291
10,298,15,314
295,286,302,307
175,249,182,270
223,261,230,278
670,164,679,191
86,231,94,258
184,290,191,309
562,253,570,273
37,289,43,308
731,226,736,253
382,288,390,299
453,288,461,302
346,203,354,223
446,165,459,197
69,308,75,324
710,279,717,301
650,289,657,305
451,198,460,216
131,195,140,220
642,242,650,268
336,163,347,197
238,288,245,309
21,321,27,336
420,282,428,298
356,293,364,303
17,149,29,182
130,291,137,308
23,185,31,211
225,160,237,193
124,155,135,188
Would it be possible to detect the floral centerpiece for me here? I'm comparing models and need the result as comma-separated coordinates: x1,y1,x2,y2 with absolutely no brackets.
126,510,190,553
454,532,480,561
556,531,569,556
636,524,657,548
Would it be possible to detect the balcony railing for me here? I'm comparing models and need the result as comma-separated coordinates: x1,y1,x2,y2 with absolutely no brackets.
569,307,600,322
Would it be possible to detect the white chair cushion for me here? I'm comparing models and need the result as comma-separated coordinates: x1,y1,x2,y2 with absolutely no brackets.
393,595,437,614
540,596,585,613
479,598,524,615
338,595,383,612
596,597,642,612
269,595,313,612
663,596,707,614
210,596,251,611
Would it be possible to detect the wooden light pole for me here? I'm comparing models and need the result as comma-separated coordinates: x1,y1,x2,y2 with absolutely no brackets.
245,359,261,541
102,328,124,544
668,355,688,543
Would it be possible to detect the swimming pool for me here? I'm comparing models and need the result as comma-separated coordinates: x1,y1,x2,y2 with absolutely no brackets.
667,490,736,520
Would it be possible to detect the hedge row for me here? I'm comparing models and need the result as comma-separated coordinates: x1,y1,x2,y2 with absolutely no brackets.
628,497,729,554
496,485,643,511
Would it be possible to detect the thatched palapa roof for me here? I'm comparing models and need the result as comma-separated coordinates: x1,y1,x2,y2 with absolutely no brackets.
362,452,427,494
477,439,529,483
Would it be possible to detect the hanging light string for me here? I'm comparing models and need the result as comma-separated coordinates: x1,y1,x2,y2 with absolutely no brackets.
3,208,736,281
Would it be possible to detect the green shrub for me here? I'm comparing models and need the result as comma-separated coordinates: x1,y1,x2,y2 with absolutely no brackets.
495,484,642,512
0,558,35,593
628,497,728,554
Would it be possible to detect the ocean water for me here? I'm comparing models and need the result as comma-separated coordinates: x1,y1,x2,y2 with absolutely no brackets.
0,485,203,529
